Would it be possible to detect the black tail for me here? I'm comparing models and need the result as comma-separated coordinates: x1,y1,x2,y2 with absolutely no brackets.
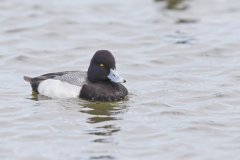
24,76,32,82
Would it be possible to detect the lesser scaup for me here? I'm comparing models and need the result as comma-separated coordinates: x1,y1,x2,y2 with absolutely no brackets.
24,50,128,101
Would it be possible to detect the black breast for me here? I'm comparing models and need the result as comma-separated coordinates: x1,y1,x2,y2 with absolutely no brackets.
79,82,128,102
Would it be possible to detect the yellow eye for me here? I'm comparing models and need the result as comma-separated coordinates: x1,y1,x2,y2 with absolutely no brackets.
99,64,104,67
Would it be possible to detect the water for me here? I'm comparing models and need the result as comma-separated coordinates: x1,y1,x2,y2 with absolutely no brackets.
0,0,240,159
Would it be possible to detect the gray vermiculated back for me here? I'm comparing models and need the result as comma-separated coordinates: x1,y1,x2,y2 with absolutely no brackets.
53,71,87,87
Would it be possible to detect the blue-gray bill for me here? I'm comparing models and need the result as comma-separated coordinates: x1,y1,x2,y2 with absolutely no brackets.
107,69,126,83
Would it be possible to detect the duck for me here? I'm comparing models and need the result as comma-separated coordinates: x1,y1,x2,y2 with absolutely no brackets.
24,50,128,101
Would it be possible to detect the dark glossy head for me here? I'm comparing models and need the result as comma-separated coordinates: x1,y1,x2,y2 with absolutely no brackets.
87,50,126,83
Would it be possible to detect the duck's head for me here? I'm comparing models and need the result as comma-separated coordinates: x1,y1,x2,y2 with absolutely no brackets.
87,50,126,83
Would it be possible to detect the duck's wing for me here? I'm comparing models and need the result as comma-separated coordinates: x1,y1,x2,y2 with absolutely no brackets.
24,71,86,93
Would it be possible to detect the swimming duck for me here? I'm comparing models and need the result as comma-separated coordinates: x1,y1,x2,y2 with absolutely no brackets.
24,50,128,101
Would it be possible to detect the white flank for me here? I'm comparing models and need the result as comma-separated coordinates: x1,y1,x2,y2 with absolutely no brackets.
38,79,81,98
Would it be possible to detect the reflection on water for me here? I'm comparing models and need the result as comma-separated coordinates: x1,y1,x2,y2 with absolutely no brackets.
30,93,129,139
27,91,51,101
80,102,128,138
80,102,128,123
90,155,114,160
155,0,187,10
29,97,129,159
81,102,129,160
29,92,128,139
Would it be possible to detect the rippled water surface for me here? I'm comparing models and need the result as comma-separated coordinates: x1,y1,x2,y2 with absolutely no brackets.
1,0,240,159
